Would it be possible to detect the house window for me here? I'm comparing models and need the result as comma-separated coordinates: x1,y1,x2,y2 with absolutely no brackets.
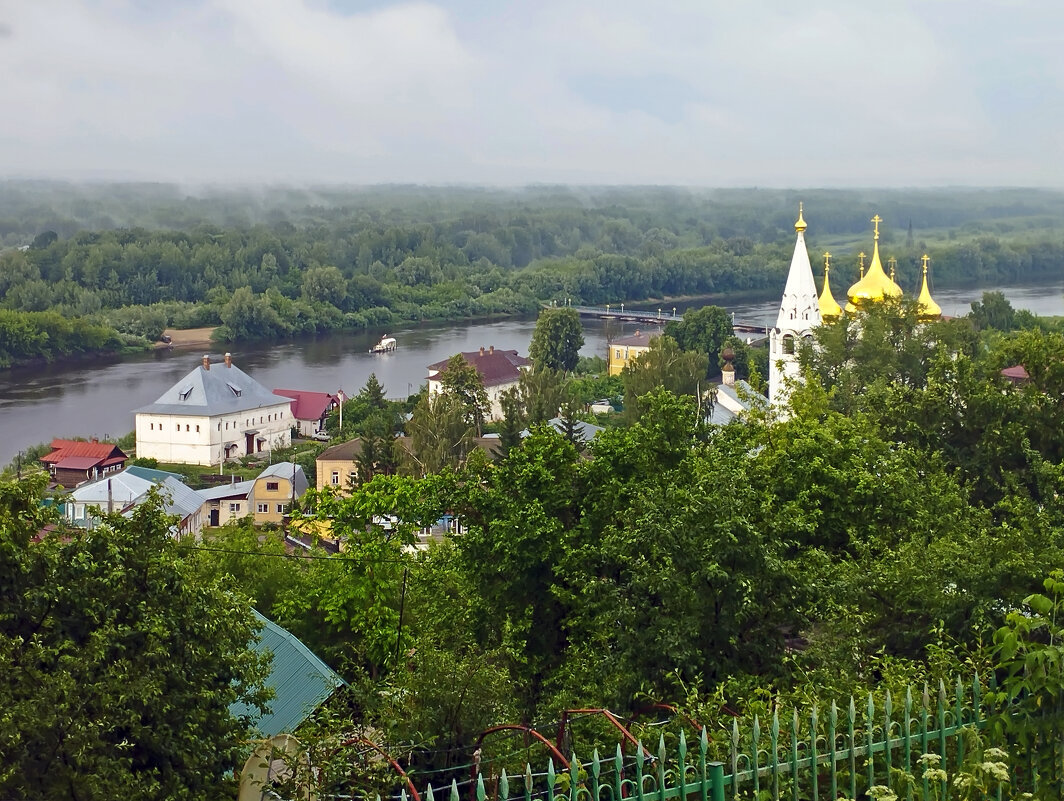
266,481,279,491
150,423,154,430
229,502,240,513
185,424,190,432
196,425,200,433
331,471,340,485
257,503,268,513
225,422,229,430
276,504,285,514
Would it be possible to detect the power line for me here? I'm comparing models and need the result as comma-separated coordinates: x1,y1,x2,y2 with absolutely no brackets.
175,542,412,565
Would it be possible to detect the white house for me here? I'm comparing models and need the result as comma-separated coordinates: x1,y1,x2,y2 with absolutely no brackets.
426,346,530,421
135,353,293,466
64,466,205,536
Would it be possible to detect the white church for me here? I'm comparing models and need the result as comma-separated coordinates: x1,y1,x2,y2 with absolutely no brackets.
767,204,942,408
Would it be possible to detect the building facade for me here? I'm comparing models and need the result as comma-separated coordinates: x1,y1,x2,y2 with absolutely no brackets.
135,353,292,466
607,329,658,376
426,346,530,421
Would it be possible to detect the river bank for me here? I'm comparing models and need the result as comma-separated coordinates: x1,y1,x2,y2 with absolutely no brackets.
1,280,1061,468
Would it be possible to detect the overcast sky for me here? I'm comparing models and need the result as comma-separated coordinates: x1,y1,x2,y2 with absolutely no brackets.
0,0,1060,187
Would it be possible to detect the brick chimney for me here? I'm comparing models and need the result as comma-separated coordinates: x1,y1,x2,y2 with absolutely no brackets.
489,345,495,354
224,352,232,368
202,354,210,371
479,346,485,356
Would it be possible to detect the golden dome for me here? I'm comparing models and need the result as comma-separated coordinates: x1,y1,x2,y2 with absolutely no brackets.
846,214,903,308
794,201,807,233
818,252,842,321
917,254,941,321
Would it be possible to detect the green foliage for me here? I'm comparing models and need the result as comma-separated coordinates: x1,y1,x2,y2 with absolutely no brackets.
664,304,734,372
529,307,584,372
0,475,270,801
439,353,490,435
621,334,709,419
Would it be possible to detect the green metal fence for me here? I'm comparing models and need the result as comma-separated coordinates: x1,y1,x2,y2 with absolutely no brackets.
403,673,1043,801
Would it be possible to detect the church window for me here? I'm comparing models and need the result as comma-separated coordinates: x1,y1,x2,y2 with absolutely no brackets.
186,424,190,432
782,334,795,355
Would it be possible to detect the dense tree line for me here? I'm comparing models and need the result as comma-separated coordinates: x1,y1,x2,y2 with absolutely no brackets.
1,185,1063,366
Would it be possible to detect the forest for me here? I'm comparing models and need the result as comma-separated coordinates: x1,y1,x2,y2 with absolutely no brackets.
1,182,1063,367
4,293,1064,800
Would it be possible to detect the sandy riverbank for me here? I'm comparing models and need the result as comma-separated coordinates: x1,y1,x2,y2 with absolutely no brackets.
155,327,218,350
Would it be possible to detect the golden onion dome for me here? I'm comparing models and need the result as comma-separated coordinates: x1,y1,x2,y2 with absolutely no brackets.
917,254,942,321
846,214,903,307
818,252,842,321
795,201,807,232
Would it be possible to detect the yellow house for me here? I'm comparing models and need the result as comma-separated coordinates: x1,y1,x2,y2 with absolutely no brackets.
607,330,659,376
316,439,363,496
249,462,309,524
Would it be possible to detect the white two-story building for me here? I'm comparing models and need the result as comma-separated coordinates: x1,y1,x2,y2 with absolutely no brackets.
135,353,293,466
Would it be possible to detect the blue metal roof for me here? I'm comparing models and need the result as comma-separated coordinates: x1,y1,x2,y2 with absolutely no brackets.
231,611,345,737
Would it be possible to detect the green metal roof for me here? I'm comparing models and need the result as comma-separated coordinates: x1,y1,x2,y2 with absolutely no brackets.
231,611,345,737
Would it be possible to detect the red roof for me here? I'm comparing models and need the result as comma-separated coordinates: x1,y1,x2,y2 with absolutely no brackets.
426,348,530,388
40,439,127,467
273,389,337,421
1001,365,1030,384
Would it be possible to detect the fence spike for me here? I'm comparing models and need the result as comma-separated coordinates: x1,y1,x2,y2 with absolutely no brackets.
592,748,601,779
700,726,709,755
752,714,761,798
828,701,838,801
547,758,557,790
426,784,435,801
679,728,688,763
451,779,461,801
615,743,624,773
637,740,645,765
500,769,510,801
771,707,780,801
810,705,819,801
731,717,740,799
401,790,407,801
477,773,487,801
571,752,580,801
659,732,667,765
790,708,800,801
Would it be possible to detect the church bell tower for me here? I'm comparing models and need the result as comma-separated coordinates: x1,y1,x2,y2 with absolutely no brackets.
769,203,821,408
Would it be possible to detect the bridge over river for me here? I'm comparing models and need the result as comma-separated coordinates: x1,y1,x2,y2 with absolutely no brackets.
563,303,771,336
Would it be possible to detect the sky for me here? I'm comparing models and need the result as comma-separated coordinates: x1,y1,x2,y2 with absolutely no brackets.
0,0,1061,187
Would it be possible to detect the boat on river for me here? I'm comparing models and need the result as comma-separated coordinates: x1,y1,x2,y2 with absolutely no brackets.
370,335,397,353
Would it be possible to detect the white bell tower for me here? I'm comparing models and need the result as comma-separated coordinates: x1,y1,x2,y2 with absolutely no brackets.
769,203,821,409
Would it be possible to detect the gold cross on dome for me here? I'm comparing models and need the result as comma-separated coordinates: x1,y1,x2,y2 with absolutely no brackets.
871,214,883,240
823,251,832,270
922,253,930,273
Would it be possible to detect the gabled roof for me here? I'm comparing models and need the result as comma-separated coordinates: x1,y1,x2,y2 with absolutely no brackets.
521,418,605,441
196,480,256,502
67,470,156,506
273,389,337,421
715,380,768,417
318,439,364,462
257,462,309,497
41,439,127,468
613,330,660,348
427,348,530,388
231,611,346,737
125,465,185,483
135,358,291,417
154,476,205,521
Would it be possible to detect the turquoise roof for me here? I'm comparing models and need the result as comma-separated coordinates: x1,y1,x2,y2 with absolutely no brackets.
126,465,185,483
231,611,345,737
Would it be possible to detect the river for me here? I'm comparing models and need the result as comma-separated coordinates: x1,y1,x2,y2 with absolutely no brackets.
0,281,1061,467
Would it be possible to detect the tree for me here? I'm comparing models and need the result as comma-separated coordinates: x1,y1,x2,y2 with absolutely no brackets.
301,264,347,308
497,385,526,455
359,373,388,410
0,475,270,801
518,366,567,424
664,305,734,372
529,307,584,372
406,392,476,475
621,334,709,420
439,354,489,436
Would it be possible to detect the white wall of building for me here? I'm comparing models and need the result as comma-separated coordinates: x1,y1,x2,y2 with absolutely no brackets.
135,403,292,466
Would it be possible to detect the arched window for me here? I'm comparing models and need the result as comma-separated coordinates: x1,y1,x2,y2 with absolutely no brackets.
782,334,795,355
